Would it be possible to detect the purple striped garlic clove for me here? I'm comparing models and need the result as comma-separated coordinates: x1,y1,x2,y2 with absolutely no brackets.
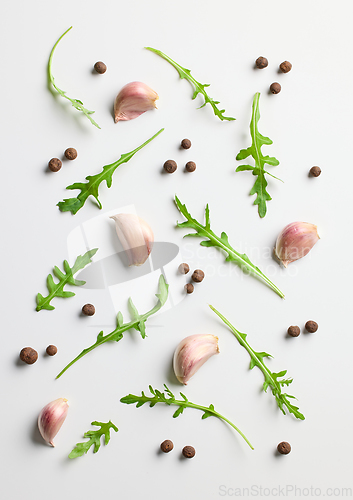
173,334,220,385
114,82,158,123
110,213,154,266
38,398,69,447
274,222,320,267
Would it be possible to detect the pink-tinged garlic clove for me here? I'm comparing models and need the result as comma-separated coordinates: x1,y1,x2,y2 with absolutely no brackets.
114,82,158,123
173,334,220,385
274,222,320,267
38,398,69,447
110,213,154,266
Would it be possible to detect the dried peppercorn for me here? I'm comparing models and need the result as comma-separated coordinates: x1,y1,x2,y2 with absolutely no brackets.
82,304,95,316
94,61,107,74
279,61,292,73
287,326,300,337
185,283,194,294
181,138,191,149
277,441,291,455
270,82,281,94
182,445,195,458
160,440,174,453
163,160,177,173
255,56,268,69
48,158,62,172
310,166,321,177
185,161,196,172
192,269,205,283
64,148,77,160
20,347,38,365
305,320,318,333
46,345,57,356
179,263,190,274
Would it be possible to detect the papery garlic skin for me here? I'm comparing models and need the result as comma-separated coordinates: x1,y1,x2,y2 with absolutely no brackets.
173,334,219,385
275,222,320,267
114,82,158,123
38,398,69,447
110,213,154,266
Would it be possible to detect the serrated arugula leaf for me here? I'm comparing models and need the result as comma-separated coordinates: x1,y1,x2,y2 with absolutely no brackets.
236,93,281,218
36,248,98,312
210,305,304,420
56,275,169,378
69,420,118,459
120,384,253,449
175,195,284,299
48,27,100,129
57,129,164,214
145,47,235,121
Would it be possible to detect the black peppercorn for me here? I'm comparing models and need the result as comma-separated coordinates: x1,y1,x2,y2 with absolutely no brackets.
270,82,281,94
279,61,292,73
179,263,190,274
94,61,107,74
160,440,174,453
46,345,58,356
310,166,321,177
185,283,194,294
287,326,300,337
163,160,177,173
277,441,291,455
82,304,95,316
185,161,196,172
64,148,77,160
48,158,62,172
192,269,205,283
305,320,318,333
181,138,191,149
255,56,268,69
20,347,38,365
182,445,195,458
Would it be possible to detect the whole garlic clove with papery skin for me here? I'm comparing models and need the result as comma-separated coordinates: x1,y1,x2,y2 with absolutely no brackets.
114,82,158,123
38,398,69,447
110,213,154,266
274,222,320,267
173,334,220,385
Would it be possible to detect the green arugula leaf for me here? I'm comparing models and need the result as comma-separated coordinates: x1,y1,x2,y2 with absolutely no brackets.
48,27,100,129
69,421,118,459
56,275,169,378
145,47,235,121
209,305,304,420
36,248,98,311
175,196,284,298
120,384,253,450
236,93,281,218
57,128,164,214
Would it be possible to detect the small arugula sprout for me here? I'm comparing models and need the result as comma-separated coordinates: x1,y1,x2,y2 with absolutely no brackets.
120,384,253,450
69,421,118,459
36,248,98,311
145,47,235,121
48,27,100,129
56,275,169,378
210,305,304,420
236,92,281,218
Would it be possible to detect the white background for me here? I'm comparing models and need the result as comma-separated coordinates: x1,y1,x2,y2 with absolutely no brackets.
1,1,352,499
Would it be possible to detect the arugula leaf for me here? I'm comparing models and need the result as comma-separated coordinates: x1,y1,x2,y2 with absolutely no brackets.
57,128,164,214
36,248,98,311
175,196,284,298
69,421,118,459
145,47,235,121
48,27,100,129
56,275,168,378
209,305,305,420
236,92,281,218
121,384,253,449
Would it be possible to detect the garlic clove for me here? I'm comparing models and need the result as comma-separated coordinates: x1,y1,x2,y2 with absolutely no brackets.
114,82,158,123
173,334,220,385
110,213,154,266
38,398,69,447
274,222,320,267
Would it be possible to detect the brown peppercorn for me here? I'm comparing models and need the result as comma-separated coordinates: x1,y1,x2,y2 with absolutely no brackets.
48,158,62,172
255,56,268,69
160,440,174,453
270,82,281,94
287,326,300,338
181,138,191,149
277,441,291,455
64,148,77,160
163,160,177,173
82,304,95,316
310,166,321,177
185,161,196,173
94,61,107,74
182,445,195,458
305,320,318,333
279,61,292,73
179,263,190,274
46,345,57,356
185,283,194,294
192,269,205,283
19,347,38,365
